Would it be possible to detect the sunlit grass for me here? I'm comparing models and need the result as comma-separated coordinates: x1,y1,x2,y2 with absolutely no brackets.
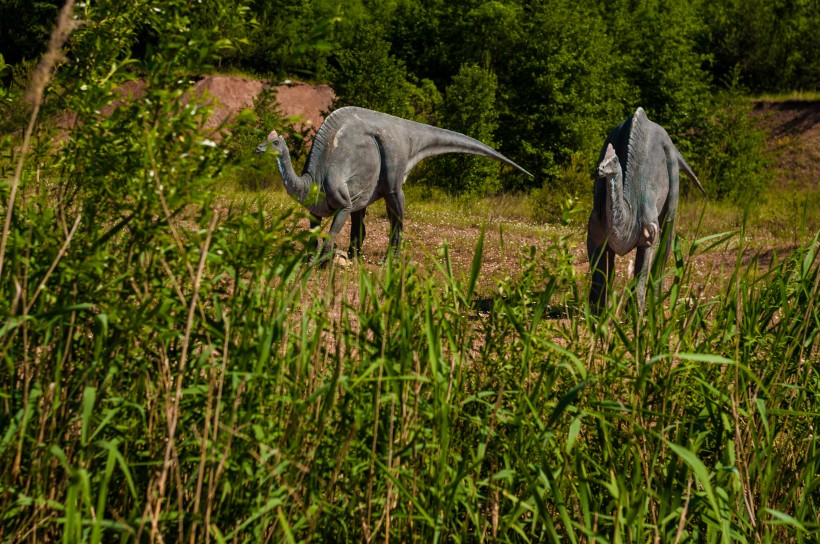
753,91,820,102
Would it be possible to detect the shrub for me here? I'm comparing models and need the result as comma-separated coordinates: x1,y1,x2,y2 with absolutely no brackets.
530,152,590,224
430,63,501,197
693,85,770,203
328,28,412,117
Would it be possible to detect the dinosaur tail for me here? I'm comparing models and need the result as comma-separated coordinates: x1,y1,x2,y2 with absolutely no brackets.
677,151,706,195
411,125,533,177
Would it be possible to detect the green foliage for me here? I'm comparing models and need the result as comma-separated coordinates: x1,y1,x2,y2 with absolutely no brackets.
605,0,712,135
0,56,31,142
2,4,819,541
0,0,60,65
328,27,413,117
496,0,633,189
403,74,443,125
530,152,590,223
701,0,820,93
241,0,343,77
431,63,501,197
693,86,770,203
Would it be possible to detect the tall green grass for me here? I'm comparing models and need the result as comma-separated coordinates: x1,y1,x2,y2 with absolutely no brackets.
2,184,818,542
2,4,819,541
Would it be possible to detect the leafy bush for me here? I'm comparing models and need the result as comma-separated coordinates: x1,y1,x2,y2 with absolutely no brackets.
693,85,770,203
328,27,413,117
530,152,590,224
429,63,502,197
496,0,634,190
702,0,820,93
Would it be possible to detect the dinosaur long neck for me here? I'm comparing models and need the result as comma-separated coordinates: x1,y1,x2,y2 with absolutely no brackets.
604,168,635,254
276,145,312,203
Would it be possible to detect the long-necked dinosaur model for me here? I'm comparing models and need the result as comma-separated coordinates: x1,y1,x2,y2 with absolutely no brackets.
256,106,531,262
587,107,705,315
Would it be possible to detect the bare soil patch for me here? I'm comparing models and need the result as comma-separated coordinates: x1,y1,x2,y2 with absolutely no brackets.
192,76,334,134
57,75,334,138
752,99,819,190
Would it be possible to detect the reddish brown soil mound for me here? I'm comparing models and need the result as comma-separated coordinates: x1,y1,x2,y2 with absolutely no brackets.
192,76,334,134
752,100,819,190
274,82,335,132
193,76,265,128
57,76,335,138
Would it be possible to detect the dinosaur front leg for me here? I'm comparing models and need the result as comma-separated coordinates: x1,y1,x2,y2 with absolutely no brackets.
650,219,675,298
384,190,406,258
318,207,352,267
348,208,367,260
634,222,661,315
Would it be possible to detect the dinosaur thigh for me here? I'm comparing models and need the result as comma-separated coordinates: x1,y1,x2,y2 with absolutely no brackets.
638,173,669,247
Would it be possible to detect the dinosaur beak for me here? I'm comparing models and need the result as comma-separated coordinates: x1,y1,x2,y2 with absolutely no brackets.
254,142,267,154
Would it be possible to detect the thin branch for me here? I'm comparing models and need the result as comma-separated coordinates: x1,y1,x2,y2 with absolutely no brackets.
0,0,77,281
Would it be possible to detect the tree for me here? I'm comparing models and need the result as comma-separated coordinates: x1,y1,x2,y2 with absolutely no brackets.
431,63,501,197
606,0,712,139
0,0,61,65
328,28,413,117
497,0,634,189
701,0,820,93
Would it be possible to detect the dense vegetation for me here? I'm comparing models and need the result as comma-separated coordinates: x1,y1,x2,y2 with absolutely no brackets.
1,0,818,542
4,0,818,199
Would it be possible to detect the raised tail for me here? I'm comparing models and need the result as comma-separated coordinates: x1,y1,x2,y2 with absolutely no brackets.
409,124,533,177
677,151,706,195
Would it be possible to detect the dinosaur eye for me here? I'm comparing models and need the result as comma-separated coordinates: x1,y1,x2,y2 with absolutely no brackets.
272,139,281,146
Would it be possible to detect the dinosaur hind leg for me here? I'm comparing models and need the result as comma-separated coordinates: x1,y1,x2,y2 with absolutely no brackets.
348,208,367,260
384,189,406,259
633,245,652,316
305,213,323,264
588,239,615,314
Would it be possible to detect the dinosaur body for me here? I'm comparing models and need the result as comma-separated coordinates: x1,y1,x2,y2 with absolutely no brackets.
256,106,531,261
587,107,704,314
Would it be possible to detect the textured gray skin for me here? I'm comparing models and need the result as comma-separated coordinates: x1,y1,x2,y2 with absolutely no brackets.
255,106,531,261
587,107,705,314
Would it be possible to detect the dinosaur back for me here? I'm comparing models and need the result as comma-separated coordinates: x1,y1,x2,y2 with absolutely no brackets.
601,108,650,204
303,106,354,176
304,106,531,178
625,107,651,190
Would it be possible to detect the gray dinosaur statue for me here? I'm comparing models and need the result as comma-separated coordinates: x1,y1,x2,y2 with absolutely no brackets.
255,106,531,262
587,107,705,315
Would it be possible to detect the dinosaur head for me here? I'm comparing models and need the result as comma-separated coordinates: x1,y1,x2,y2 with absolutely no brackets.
597,143,620,178
255,130,285,154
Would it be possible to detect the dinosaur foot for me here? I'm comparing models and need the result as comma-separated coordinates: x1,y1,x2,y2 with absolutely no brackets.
333,250,353,268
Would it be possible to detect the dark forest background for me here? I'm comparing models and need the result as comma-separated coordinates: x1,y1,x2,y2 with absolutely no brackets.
2,0,818,200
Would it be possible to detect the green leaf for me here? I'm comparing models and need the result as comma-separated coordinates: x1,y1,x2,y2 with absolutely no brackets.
81,387,97,448
762,508,808,532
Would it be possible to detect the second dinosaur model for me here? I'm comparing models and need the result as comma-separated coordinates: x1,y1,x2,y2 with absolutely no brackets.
587,107,705,315
256,106,531,262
